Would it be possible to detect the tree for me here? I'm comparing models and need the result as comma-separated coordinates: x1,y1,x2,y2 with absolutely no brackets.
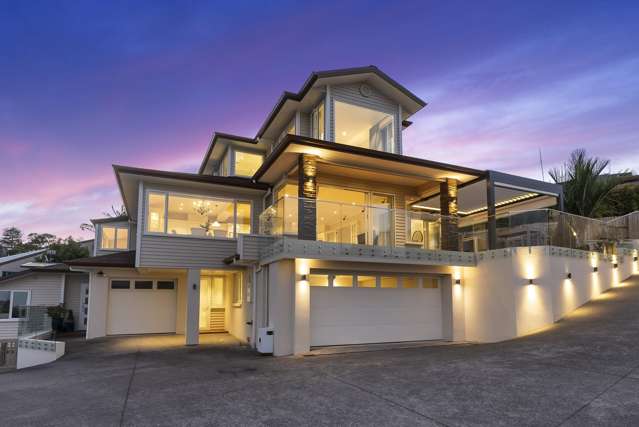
80,204,127,233
595,185,639,217
48,237,89,262
1,227,24,255
549,149,625,218
25,233,57,250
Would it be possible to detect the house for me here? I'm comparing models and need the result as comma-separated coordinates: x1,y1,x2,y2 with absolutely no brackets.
0,252,89,339
66,66,638,356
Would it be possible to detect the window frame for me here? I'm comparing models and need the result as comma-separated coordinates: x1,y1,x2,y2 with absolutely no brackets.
99,224,129,251
311,101,325,140
231,272,243,307
231,148,265,178
144,190,253,240
0,290,31,321
332,99,396,153
110,278,177,291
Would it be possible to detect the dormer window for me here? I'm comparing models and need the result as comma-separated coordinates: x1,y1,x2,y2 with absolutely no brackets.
100,225,129,250
334,100,395,152
218,148,264,177
311,101,325,140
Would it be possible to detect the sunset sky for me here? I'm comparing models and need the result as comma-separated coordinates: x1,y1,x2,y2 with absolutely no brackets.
1,1,638,240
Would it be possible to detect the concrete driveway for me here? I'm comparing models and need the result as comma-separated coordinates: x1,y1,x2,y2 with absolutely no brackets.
2,276,639,426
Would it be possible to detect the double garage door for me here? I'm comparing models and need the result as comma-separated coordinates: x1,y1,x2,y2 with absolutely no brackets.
310,273,443,347
107,279,177,335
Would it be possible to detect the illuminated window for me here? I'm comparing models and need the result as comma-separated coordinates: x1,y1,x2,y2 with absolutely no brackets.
236,201,252,235
380,276,398,288
402,276,419,288
220,151,231,176
101,225,128,250
334,101,394,152
311,101,325,140
357,275,377,288
234,151,263,177
147,192,251,239
309,274,329,287
332,275,353,288
147,192,166,233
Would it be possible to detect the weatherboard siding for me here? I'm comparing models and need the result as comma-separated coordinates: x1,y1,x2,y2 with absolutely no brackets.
0,273,64,306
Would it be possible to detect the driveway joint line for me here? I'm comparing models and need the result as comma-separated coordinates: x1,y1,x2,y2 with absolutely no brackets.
322,370,451,427
119,348,140,427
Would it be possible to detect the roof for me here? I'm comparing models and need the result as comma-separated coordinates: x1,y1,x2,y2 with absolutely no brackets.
66,251,136,268
0,263,69,283
0,249,47,266
198,132,260,174
91,215,129,224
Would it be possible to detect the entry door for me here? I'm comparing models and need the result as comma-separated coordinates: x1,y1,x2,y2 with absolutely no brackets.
79,282,89,331
199,277,225,332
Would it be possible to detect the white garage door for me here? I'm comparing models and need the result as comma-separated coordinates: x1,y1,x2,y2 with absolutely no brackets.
107,279,177,335
310,274,443,346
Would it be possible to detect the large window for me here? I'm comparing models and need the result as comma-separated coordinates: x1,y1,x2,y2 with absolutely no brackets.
100,225,128,250
311,101,325,140
234,151,263,177
0,290,29,320
334,100,395,152
146,192,252,239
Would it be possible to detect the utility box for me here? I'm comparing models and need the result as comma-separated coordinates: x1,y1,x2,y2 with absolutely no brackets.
257,327,274,354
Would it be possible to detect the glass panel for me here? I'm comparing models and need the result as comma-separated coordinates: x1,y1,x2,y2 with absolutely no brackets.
234,151,263,177
101,226,116,249
427,221,441,250
199,277,211,329
167,195,234,238
111,280,130,289
308,274,329,287
236,201,252,235
333,275,353,288
371,193,393,246
232,272,242,305
11,291,29,319
211,277,224,307
147,192,166,232
0,291,10,319
402,276,419,288
408,218,425,246
357,275,377,288
423,277,439,289
116,228,128,249
312,101,325,140
317,187,367,244
276,183,298,200
380,276,398,288
334,101,394,152
134,280,153,289
220,151,231,176
157,281,175,290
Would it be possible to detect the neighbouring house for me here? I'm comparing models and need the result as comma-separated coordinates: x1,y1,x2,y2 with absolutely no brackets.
65,66,639,356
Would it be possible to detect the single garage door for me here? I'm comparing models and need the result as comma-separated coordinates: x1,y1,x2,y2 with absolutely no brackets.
107,279,177,335
310,273,443,346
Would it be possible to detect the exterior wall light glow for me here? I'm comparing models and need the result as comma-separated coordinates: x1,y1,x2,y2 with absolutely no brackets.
566,273,572,279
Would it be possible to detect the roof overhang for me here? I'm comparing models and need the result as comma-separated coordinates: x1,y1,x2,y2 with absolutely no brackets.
114,165,269,220
253,135,484,186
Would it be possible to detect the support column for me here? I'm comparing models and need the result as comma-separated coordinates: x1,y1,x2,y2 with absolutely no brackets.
440,178,460,251
86,271,108,339
486,172,497,250
298,154,318,240
185,269,200,346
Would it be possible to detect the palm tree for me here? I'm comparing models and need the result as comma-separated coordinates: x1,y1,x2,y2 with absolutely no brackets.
549,149,624,218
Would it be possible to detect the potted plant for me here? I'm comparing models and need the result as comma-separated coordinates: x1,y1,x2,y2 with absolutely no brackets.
47,305,67,332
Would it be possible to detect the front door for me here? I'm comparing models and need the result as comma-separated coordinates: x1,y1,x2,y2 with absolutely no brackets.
79,282,89,331
199,276,226,332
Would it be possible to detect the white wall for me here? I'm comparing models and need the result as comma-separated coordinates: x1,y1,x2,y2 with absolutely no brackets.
461,247,637,343
63,274,87,331
268,259,295,356
225,270,253,344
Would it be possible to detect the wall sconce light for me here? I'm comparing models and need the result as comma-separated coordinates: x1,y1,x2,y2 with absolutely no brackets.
593,267,598,273
566,272,572,279
97,271,104,276
613,263,618,269
634,256,638,262
455,279,461,285
527,279,534,285
300,274,308,281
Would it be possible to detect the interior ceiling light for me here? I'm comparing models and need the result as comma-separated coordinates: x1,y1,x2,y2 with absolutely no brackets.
412,193,539,216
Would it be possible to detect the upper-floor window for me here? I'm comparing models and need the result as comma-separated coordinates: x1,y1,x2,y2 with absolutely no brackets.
146,191,252,239
311,101,325,140
100,225,128,250
277,119,296,145
234,150,263,177
334,100,395,152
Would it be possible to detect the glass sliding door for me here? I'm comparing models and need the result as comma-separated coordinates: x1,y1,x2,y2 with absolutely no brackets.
370,193,393,246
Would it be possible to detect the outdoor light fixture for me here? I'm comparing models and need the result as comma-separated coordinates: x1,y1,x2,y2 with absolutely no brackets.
593,267,598,273
528,279,534,285
300,274,308,281
455,279,461,285
634,256,638,262
613,263,618,269
566,272,572,279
